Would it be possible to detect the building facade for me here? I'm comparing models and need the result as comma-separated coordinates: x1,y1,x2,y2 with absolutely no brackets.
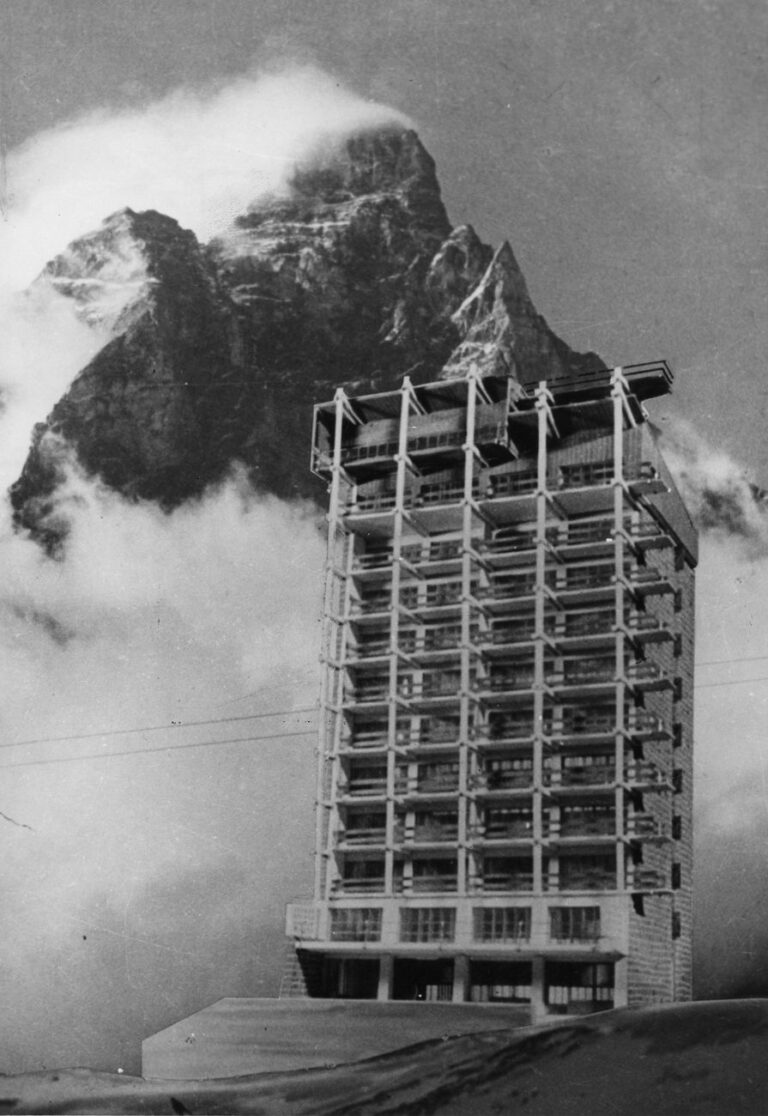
286,363,696,1018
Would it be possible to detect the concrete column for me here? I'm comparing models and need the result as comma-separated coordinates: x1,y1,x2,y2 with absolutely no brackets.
452,954,469,1003
613,956,628,1008
530,956,547,1022
377,954,394,1001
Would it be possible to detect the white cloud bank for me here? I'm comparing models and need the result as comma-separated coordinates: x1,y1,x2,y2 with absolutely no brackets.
0,66,403,1073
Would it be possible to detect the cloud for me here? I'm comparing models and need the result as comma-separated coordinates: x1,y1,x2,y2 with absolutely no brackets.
2,65,410,291
660,419,768,555
0,65,397,1073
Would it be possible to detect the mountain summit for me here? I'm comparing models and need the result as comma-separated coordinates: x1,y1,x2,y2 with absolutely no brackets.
11,127,603,547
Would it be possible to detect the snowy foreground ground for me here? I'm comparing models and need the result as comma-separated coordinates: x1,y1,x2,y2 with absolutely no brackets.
2,999,767,1115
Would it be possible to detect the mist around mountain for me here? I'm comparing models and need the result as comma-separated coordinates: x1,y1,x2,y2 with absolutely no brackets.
9,126,603,550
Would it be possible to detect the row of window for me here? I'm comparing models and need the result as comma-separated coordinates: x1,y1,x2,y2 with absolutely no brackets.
348,459,660,510
328,905,602,943
340,758,684,794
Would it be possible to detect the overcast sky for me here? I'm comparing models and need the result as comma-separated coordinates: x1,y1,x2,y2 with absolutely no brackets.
1,0,768,1075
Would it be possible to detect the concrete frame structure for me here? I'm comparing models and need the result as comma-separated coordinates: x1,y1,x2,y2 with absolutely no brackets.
286,362,696,1019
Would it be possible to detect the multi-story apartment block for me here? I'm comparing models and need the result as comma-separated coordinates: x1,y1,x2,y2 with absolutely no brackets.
285,362,696,1018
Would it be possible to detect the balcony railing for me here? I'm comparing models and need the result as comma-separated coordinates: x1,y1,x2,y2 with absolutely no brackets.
417,723,461,745
546,764,616,788
343,778,388,798
333,877,386,895
624,761,669,787
474,625,537,646
629,867,668,891
473,719,534,742
547,814,616,838
476,577,538,600
470,769,534,791
398,773,460,796
553,868,617,891
625,813,664,838
341,827,388,846
486,471,538,498
473,871,535,893
400,821,460,844
471,818,534,841
404,874,459,894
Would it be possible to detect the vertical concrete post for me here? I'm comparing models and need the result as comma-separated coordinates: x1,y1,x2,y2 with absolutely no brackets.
530,956,547,1021
377,954,394,1001
452,954,469,1003
611,369,627,892
458,370,478,895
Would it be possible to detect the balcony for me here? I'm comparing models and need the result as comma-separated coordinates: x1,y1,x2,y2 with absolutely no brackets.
472,869,534,893
350,492,397,515
475,576,538,601
399,816,459,845
473,624,537,649
481,531,538,556
481,669,538,694
341,775,389,800
548,662,615,694
626,661,670,692
340,439,398,466
471,813,534,842
473,716,535,744
546,762,616,789
546,812,616,840
346,681,391,707
547,710,616,739
407,874,459,894
423,583,464,608
486,471,538,498
339,826,388,848
416,721,461,746
624,813,667,841
629,867,669,892
349,593,392,617
627,712,668,740
397,769,460,799
552,865,617,892
624,761,671,790
333,876,387,895
470,767,534,794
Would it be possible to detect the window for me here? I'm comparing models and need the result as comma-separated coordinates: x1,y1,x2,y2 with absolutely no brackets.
673,677,683,702
674,589,683,613
673,768,684,795
672,816,682,840
330,908,382,942
473,907,531,942
673,634,683,658
549,906,601,942
400,907,456,942
673,722,683,748
672,911,682,939
672,862,682,890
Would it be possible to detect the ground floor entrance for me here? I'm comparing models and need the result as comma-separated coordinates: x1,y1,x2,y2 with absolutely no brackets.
296,952,617,1016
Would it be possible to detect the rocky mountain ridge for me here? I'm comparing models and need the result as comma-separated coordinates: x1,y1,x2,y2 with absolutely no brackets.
11,127,604,548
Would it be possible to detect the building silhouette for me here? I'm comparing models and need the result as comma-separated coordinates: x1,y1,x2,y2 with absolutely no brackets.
285,362,696,1017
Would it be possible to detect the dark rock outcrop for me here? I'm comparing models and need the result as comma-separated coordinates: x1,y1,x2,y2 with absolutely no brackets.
11,126,604,548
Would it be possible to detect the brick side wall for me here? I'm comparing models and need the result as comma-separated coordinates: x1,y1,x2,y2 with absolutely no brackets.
628,546,694,1003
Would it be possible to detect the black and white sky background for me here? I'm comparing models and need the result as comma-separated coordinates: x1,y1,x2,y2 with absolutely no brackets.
1,0,768,1075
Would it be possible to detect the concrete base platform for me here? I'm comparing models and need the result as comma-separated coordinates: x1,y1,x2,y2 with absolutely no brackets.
142,997,531,1080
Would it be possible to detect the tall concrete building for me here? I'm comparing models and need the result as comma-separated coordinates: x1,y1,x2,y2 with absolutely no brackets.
286,362,696,1019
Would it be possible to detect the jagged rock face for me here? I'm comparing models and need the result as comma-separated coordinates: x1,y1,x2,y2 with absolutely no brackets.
11,126,604,548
